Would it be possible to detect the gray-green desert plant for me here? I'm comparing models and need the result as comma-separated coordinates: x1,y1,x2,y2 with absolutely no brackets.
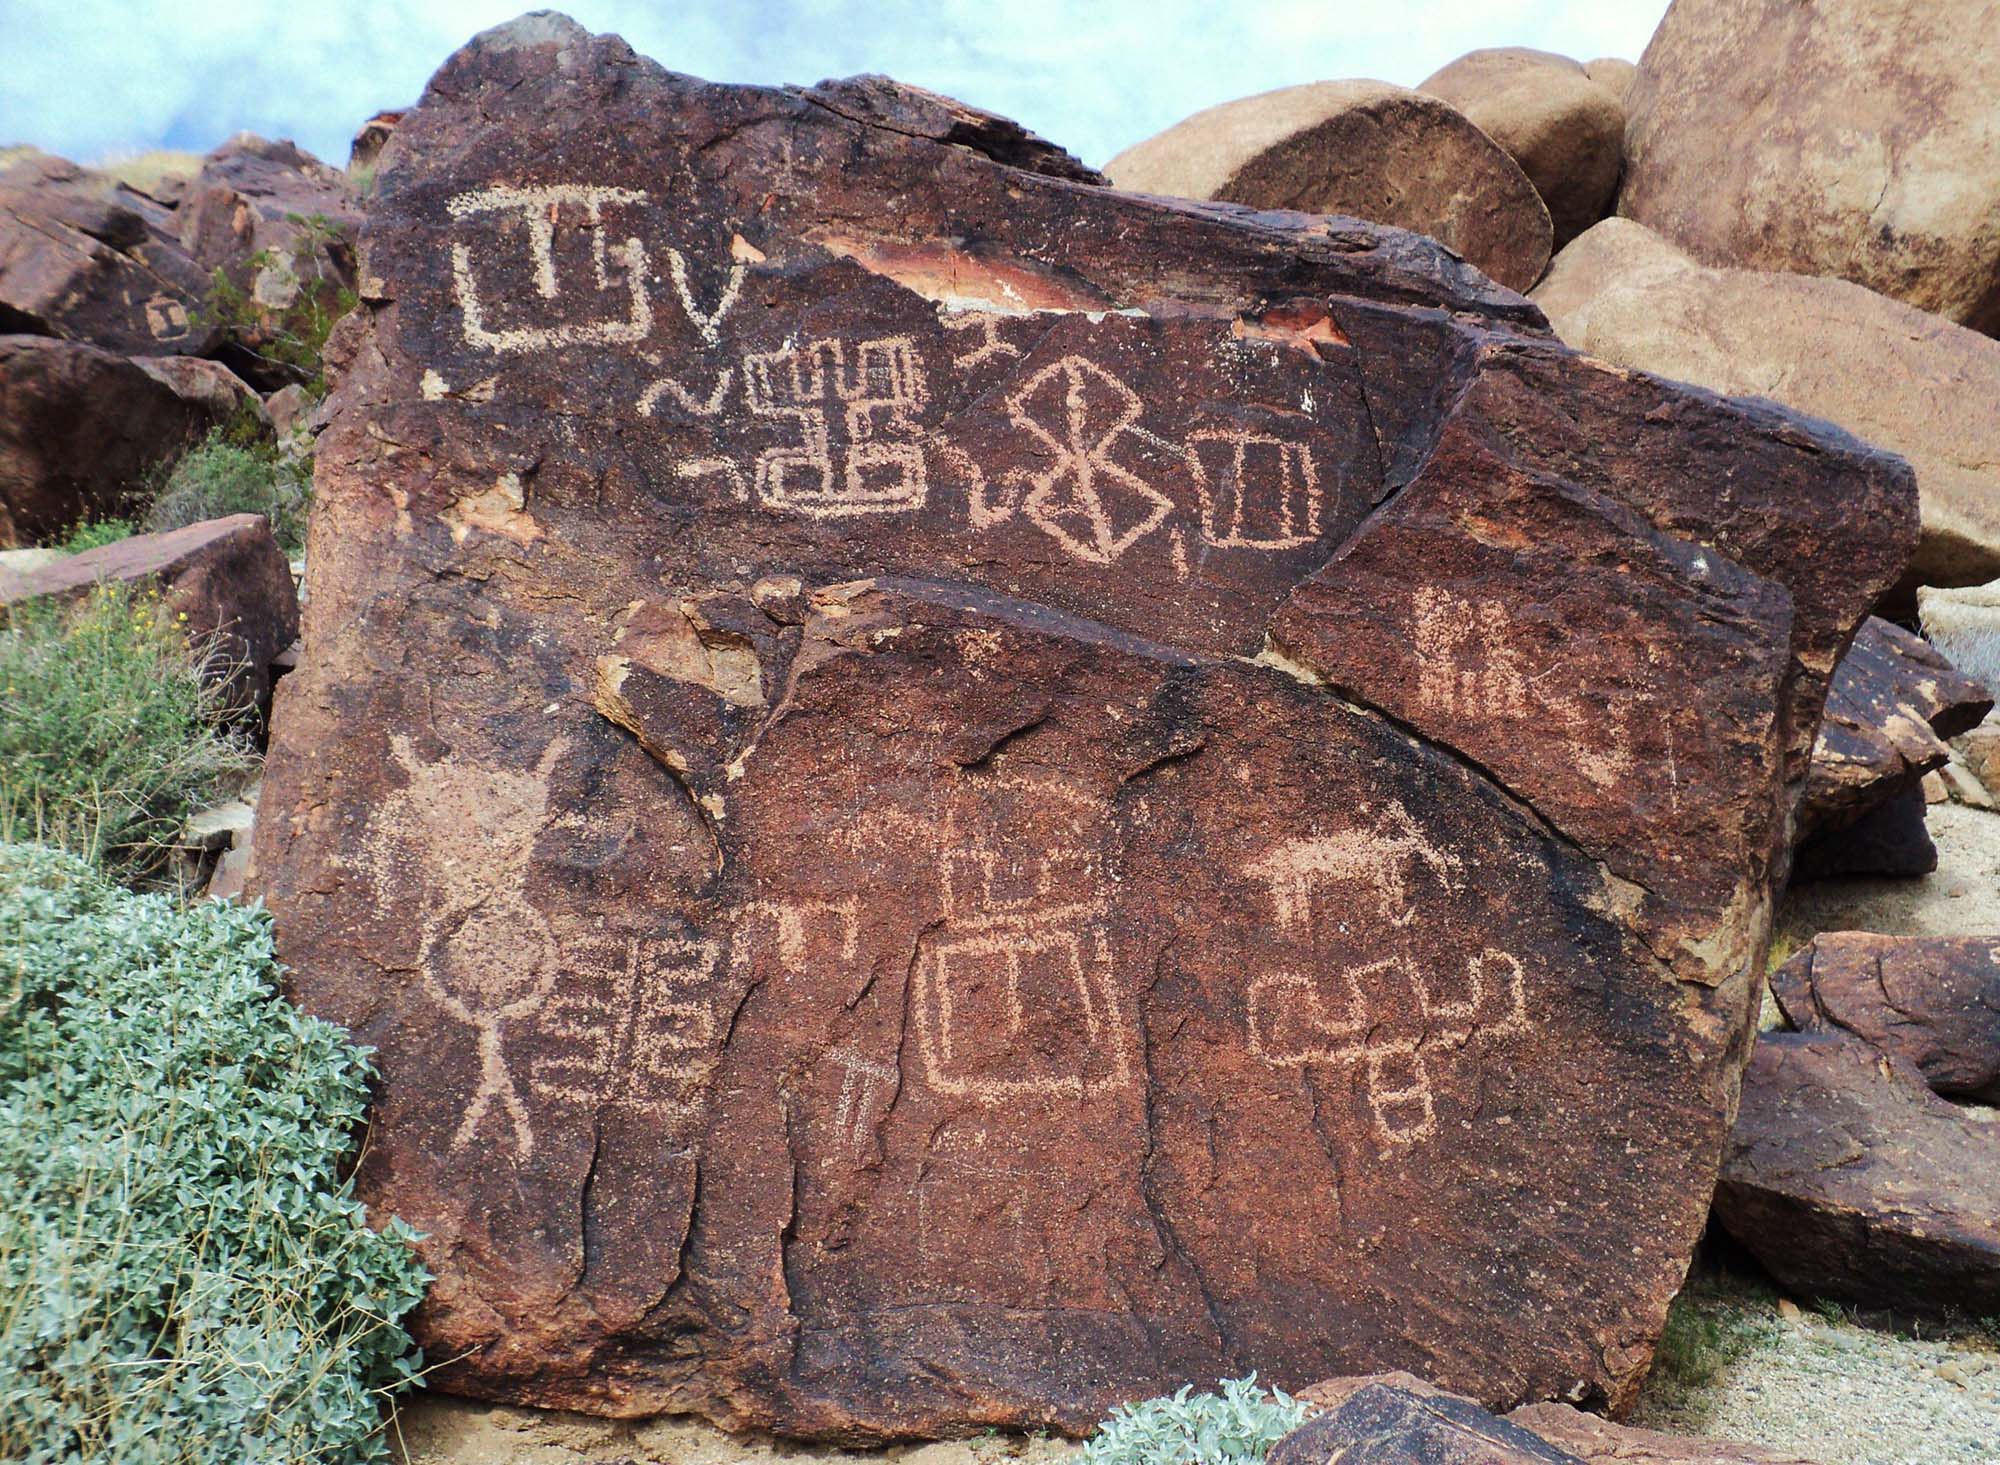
1082,1375,1310,1465
0,581,255,882
0,842,428,1462
144,432,311,556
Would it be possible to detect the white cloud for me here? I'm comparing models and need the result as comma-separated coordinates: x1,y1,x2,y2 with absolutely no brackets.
0,0,1666,170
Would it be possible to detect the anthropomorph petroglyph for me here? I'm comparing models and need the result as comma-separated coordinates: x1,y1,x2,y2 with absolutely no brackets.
362,734,575,1157
1413,586,1635,789
1243,803,1528,1144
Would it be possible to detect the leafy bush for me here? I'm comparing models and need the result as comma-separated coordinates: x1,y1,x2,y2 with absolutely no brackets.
0,581,254,882
145,432,310,555
50,519,136,555
1082,1376,1311,1465
201,211,356,389
0,842,428,1462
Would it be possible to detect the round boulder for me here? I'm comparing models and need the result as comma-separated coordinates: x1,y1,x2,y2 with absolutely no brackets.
1621,0,2000,335
1420,47,1626,247
1106,80,1552,293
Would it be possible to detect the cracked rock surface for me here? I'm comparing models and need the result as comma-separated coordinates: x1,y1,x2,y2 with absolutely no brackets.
250,12,1916,1442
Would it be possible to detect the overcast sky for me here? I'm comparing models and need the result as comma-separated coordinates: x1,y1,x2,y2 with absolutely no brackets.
2,1,1668,171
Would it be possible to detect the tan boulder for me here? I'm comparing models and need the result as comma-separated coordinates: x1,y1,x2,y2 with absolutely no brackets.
1419,48,1625,247
1106,79,1551,292
1621,0,2000,335
1534,218,2000,590
1582,57,1638,106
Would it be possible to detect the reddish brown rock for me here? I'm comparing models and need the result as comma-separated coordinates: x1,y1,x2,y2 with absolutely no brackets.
350,111,405,173
0,513,299,712
1273,1378,1579,1462
1419,48,1625,248
1621,0,2000,335
0,334,227,545
1506,1402,1816,1463
177,134,360,375
1104,80,1553,292
250,14,1914,1441
1714,1032,2000,1319
0,152,216,355
1791,616,1992,878
1770,933,2000,1101
133,354,267,429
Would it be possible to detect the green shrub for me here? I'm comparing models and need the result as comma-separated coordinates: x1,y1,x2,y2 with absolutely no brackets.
1082,1376,1310,1465
0,581,254,882
50,519,136,555
201,211,356,389
145,433,310,555
0,842,428,1462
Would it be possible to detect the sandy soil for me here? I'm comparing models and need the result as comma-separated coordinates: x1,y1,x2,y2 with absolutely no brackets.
389,1399,1078,1465
1779,802,2000,945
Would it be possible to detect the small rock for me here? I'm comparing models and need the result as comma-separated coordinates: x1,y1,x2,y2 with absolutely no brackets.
1715,1031,2000,1319
1776,1297,1802,1322
1772,932,2000,1101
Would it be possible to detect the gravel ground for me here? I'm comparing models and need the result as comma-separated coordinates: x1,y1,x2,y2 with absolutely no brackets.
1632,1275,2000,1464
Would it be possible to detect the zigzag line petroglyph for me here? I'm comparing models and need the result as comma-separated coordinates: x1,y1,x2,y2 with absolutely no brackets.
639,367,733,418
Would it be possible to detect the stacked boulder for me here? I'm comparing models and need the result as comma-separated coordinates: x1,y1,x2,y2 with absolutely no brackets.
0,133,360,544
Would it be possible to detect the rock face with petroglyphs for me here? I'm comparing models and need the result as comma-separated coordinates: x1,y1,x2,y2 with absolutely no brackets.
250,14,1917,1442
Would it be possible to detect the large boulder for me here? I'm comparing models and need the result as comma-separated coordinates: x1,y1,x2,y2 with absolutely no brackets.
1104,80,1553,292
1920,579,2000,692
1620,0,2000,336
1418,48,1625,248
1770,932,2000,1101
0,153,216,355
0,334,227,546
1535,218,2000,592
1714,1031,2000,1319
0,514,299,714
249,14,1914,1440
1792,615,1991,878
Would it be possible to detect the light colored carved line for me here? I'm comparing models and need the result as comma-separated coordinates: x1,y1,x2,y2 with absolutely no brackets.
1188,429,1324,550
744,336,931,518
940,309,1023,368
1006,355,1174,566
666,246,747,347
639,367,733,418
677,457,750,501
451,236,654,353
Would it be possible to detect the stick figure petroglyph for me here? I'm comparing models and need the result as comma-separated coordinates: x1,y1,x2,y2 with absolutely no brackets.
363,734,575,1158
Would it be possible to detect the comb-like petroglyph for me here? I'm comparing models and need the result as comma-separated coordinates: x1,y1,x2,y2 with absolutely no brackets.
253,12,1918,1445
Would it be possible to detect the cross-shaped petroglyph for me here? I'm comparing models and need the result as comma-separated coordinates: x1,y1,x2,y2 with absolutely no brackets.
940,309,1024,369
447,184,653,353
1242,802,1527,1146
362,733,576,1159
1001,356,1176,565
742,335,930,517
